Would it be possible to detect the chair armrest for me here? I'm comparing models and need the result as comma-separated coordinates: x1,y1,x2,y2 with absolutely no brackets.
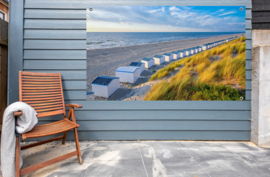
65,103,83,109
14,111,23,117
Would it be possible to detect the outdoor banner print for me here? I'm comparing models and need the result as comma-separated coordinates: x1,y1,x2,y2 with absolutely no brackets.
86,6,246,101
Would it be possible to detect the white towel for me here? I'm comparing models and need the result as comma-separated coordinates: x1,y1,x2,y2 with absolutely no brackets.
1,102,38,177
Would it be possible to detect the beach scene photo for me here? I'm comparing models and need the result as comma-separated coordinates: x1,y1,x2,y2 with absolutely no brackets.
86,6,246,101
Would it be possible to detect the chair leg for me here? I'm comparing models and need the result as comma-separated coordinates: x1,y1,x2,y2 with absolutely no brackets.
62,131,68,145
73,128,82,164
16,136,20,177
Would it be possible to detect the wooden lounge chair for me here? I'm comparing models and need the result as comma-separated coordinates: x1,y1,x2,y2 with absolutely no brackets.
14,71,83,177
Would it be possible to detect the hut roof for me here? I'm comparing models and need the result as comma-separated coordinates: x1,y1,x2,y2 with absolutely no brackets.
153,55,163,58
116,66,139,73
141,57,153,61
129,62,143,67
92,76,119,86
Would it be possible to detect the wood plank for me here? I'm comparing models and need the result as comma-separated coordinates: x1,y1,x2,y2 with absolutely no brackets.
62,81,86,90
24,19,86,29
246,49,251,60
24,0,252,9
23,70,86,80
24,40,86,50
24,30,86,39
246,30,251,39
65,100,251,111
246,19,252,29
246,80,251,90
24,18,252,30
252,11,270,18
8,0,24,104
64,91,85,100
24,60,86,69
37,120,251,131
246,9,252,19
246,39,252,49
73,131,250,141
24,50,86,59
246,70,251,80
252,17,270,23
246,91,251,100
40,110,251,121
24,9,86,19
246,60,251,70
252,23,270,29
252,0,270,11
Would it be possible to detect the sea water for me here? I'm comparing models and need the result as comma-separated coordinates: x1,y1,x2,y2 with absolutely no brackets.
87,32,243,50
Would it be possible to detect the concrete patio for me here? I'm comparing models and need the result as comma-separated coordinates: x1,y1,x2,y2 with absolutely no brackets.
2,141,270,177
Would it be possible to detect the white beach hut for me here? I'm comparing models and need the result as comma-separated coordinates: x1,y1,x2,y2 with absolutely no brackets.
189,48,194,55
153,55,165,65
115,66,140,84
91,76,120,98
163,53,173,62
184,49,190,56
197,46,202,52
172,51,180,59
129,62,145,74
201,45,207,51
141,57,155,69
193,47,198,54
178,50,186,58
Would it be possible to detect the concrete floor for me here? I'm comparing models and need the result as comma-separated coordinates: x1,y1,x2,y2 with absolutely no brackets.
2,141,270,177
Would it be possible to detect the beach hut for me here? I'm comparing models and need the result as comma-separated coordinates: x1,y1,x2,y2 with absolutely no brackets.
178,50,186,58
91,76,120,98
129,62,145,74
171,51,179,59
185,49,190,56
197,46,202,52
189,48,194,55
86,91,95,101
141,57,155,69
193,47,198,54
163,53,173,62
115,66,140,84
201,45,207,51
153,55,165,65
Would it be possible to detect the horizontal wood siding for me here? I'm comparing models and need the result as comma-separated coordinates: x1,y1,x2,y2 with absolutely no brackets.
252,0,270,29
21,0,252,140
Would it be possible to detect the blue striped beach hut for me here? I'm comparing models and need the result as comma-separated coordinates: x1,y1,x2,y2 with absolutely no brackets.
115,66,140,84
141,57,155,69
153,55,165,65
91,76,120,98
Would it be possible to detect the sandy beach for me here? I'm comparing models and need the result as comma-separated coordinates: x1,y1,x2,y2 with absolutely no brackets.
87,33,244,100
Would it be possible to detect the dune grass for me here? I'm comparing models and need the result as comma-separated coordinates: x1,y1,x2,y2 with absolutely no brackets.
145,36,246,101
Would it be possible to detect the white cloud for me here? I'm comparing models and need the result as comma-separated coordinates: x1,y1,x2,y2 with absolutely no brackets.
148,7,165,13
218,11,237,16
228,23,245,25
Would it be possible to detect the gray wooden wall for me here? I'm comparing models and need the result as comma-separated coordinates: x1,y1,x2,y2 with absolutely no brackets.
8,0,252,140
252,0,270,29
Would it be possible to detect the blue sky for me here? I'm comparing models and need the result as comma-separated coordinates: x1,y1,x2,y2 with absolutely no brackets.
87,6,246,32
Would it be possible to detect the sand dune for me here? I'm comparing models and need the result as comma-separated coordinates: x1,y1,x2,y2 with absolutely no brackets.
87,33,244,92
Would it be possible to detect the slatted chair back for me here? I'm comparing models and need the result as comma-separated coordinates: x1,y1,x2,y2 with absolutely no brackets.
19,71,66,118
